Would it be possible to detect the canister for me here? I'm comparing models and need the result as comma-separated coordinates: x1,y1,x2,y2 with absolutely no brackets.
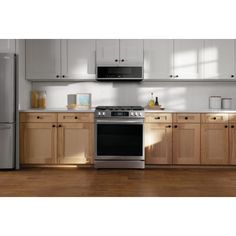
222,98,232,109
209,96,221,109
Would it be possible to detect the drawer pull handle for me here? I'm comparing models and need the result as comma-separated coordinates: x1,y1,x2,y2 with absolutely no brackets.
37,116,40,119
58,125,62,127
75,116,78,119
166,125,171,128
225,125,228,128
185,117,188,120
52,125,56,128
213,117,216,120
155,117,160,120
174,125,178,128
231,125,235,128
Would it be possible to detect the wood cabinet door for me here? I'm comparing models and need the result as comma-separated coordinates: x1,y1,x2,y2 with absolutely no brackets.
204,39,234,79
20,123,57,164
61,39,96,80
26,39,61,80
0,39,15,53
96,39,119,65
173,39,204,79
229,124,236,164
173,124,200,164
58,123,94,164
201,124,229,164
119,39,143,65
144,39,173,79
145,123,172,164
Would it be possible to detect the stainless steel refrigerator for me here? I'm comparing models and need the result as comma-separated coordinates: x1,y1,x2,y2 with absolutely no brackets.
0,53,16,169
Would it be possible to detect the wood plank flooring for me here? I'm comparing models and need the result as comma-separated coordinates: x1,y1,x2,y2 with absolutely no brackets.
1,167,236,196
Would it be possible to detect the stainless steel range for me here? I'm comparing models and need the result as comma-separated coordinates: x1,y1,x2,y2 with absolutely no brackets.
95,106,145,169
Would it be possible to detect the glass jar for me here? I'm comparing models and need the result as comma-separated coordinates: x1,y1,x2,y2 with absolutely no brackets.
31,90,39,108
38,91,47,109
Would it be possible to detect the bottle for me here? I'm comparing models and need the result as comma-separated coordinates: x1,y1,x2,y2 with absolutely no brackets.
38,91,47,109
155,97,159,106
149,93,155,107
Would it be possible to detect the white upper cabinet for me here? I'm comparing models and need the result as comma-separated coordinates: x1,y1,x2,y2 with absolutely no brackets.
203,39,235,79
26,39,61,80
96,39,119,65
173,39,204,79
119,40,143,65
144,39,173,79
96,39,143,65
61,40,96,79
0,39,15,53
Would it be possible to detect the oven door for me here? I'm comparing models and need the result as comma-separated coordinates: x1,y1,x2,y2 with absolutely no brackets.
96,119,144,160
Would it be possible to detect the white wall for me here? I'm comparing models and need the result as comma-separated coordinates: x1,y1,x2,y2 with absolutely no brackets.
32,81,236,110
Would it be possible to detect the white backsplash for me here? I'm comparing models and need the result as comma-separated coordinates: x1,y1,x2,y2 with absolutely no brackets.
32,81,236,110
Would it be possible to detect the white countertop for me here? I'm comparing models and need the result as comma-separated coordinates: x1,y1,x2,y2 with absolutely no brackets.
144,109,236,113
19,108,95,112
19,108,236,113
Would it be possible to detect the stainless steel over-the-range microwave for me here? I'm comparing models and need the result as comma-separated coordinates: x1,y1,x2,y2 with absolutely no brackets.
96,66,143,81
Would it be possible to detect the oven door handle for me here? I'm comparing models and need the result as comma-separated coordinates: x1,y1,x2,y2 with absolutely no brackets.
96,119,144,124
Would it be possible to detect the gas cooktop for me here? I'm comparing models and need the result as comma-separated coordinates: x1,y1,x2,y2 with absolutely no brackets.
96,106,144,111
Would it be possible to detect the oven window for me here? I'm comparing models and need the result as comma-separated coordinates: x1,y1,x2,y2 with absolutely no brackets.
97,124,143,156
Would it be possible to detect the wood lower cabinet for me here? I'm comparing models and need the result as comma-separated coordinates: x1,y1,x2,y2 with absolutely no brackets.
229,124,236,164
20,123,57,164
20,112,95,165
145,123,172,164
57,123,94,164
173,124,200,164
201,124,229,164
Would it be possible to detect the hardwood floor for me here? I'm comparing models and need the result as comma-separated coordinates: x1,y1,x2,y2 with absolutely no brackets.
1,167,236,196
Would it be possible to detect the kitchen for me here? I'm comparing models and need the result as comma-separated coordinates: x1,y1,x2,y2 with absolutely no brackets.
2,39,236,179
2,1,236,235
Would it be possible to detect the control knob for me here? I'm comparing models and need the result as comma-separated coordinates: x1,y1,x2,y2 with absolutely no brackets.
135,112,138,116
102,112,106,116
98,112,101,116
130,112,134,116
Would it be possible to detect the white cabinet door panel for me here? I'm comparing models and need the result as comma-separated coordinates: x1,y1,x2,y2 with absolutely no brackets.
144,39,173,79
0,39,15,53
96,39,119,65
204,39,234,79
61,39,96,80
174,39,204,79
119,39,143,65
26,39,61,80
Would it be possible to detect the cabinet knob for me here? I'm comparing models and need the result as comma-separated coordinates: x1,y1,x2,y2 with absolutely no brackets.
185,117,188,120
225,125,228,128
231,125,235,128
166,125,172,128
56,75,60,78
52,125,56,127
231,75,234,78
155,117,160,120
58,124,62,127
213,117,216,120
37,116,40,119
170,75,173,78
175,75,179,78
174,125,178,128
62,75,66,78
121,59,124,62
75,116,78,119
115,59,118,62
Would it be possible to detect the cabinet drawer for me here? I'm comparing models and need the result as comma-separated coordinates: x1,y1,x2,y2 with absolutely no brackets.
145,113,172,123
20,113,57,123
201,113,228,123
228,114,236,123
58,113,94,123
173,113,200,123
